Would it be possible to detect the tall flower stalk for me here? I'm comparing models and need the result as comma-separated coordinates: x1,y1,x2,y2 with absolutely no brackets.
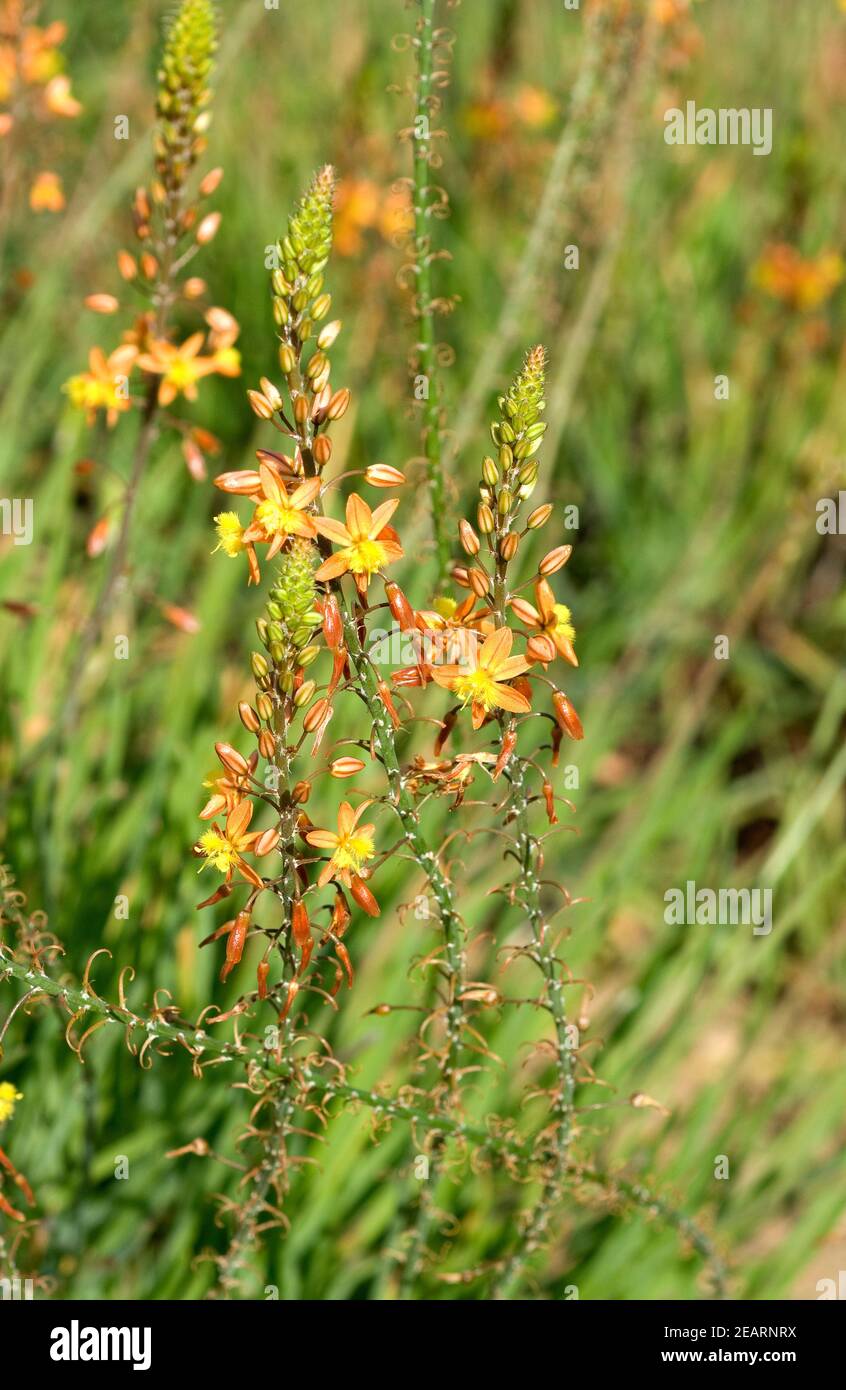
57,0,237,734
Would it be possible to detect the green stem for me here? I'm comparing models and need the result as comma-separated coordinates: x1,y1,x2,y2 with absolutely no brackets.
412,0,450,580
339,599,465,1090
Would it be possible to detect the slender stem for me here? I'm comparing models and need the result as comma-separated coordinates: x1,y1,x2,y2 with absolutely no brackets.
412,0,450,580
339,597,465,1090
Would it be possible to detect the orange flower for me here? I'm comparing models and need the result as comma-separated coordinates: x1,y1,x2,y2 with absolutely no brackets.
64,345,138,426
29,169,64,211
242,463,321,559
305,800,377,890
137,332,223,405
510,578,577,666
431,625,530,729
314,493,403,596
197,800,273,888
199,752,258,820
753,243,844,313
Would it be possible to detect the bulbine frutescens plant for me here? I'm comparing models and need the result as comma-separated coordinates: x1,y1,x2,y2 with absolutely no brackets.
56,0,238,728
0,160,728,1297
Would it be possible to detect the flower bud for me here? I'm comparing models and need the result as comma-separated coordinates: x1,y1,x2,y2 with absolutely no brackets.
199,166,224,197
365,463,406,487
247,389,275,419
552,691,584,740
313,434,332,466
317,319,342,350
303,697,331,733
311,292,331,321
294,679,316,708
256,692,274,722
254,827,280,856
482,456,499,487
350,875,380,917
330,757,366,778
527,633,556,664
292,780,311,803
215,741,249,775
84,293,119,314
279,344,297,373
468,567,491,597
477,504,495,535
527,504,553,530
459,518,480,556
258,729,276,759
327,388,351,420
539,544,572,576
499,532,519,561
196,211,221,244
238,701,260,733
321,594,342,649
385,580,415,632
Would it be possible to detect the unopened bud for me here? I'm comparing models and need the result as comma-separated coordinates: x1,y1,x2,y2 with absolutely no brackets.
365,464,406,487
317,319,342,350
313,434,332,466
238,701,261,733
294,679,316,708
215,742,249,775
477,504,495,535
327,388,351,420
459,518,480,556
303,697,331,733
330,757,366,778
539,544,572,577
552,691,584,740
196,211,221,245
527,504,553,530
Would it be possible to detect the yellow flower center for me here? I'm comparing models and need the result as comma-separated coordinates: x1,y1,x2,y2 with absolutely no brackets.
0,1081,23,1123
214,512,245,556
166,358,200,391
453,667,499,711
433,595,457,620
344,538,386,575
255,499,302,537
199,831,238,872
332,829,375,874
550,603,575,642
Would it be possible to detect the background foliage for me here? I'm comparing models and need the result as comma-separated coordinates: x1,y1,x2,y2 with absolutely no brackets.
1,0,845,1299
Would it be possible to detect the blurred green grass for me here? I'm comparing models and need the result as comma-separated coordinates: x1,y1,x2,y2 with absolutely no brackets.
1,0,845,1299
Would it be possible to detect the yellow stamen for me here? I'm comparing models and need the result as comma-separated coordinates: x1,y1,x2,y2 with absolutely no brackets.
344,539,387,576
332,829,375,874
199,831,238,872
255,499,303,537
453,667,500,711
213,512,245,556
